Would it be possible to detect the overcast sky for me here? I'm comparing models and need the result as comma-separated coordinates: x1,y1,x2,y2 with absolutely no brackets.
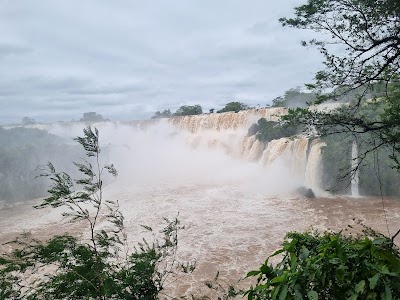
0,0,323,124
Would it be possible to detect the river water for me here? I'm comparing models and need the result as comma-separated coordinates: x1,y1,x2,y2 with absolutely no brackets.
1,183,399,297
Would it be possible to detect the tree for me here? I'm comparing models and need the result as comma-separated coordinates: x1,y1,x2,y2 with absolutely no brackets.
279,0,400,170
237,3,400,299
217,102,250,113
277,0,400,249
80,112,107,122
271,87,316,108
280,0,400,97
250,118,301,143
21,117,36,126
0,127,81,203
151,109,172,119
173,105,202,116
0,127,194,299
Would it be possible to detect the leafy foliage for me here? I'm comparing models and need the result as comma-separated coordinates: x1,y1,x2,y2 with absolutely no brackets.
217,102,250,113
80,112,107,123
0,127,81,203
271,87,316,108
245,230,400,299
319,131,400,196
0,127,195,299
21,117,36,126
280,0,400,172
151,109,172,119
173,105,203,116
280,0,400,96
248,118,302,143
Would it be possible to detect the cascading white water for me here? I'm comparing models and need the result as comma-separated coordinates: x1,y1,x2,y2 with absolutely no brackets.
26,108,326,193
304,140,326,191
351,140,360,197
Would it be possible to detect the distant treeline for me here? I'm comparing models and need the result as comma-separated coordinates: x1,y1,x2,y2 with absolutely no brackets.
0,127,83,203
150,87,320,119
12,112,109,127
151,102,252,119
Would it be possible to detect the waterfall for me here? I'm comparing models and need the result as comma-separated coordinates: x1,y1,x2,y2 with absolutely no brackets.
304,140,326,191
25,108,330,194
168,108,288,133
351,140,360,197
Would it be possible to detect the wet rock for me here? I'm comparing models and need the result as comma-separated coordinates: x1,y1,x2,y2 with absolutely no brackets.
296,186,315,198
247,123,259,136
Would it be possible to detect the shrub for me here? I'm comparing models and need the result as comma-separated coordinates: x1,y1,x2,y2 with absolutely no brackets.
249,118,301,143
245,230,400,299
217,102,250,113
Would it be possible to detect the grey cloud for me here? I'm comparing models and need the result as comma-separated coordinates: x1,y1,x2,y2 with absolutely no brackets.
0,0,325,124
0,43,32,57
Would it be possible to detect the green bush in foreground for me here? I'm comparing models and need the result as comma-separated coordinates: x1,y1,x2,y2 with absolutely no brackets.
245,230,400,300
0,127,194,300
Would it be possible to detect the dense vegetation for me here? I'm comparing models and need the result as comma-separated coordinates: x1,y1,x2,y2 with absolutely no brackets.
217,102,250,113
151,101,253,119
245,229,400,299
248,118,302,143
271,87,316,108
80,112,108,123
173,104,203,116
0,127,81,203
280,0,400,172
0,127,194,299
320,132,400,196
151,109,172,119
242,1,400,298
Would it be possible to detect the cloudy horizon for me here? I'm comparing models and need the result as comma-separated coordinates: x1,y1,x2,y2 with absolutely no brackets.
0,0,323,124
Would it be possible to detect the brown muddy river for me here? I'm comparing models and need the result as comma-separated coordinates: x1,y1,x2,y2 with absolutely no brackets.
1,183,399,298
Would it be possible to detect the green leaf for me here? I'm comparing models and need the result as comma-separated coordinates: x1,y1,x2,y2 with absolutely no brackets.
307,290,318,300
271,276,285,284
294,290,303,300
279,285,288,300
355,280,365,294
369,274,380,290
290,252,298,268
246,270,260,277
347,293,357,300
272,285,281,300
260,262,274,276
299,246,310,260
382,283,392,300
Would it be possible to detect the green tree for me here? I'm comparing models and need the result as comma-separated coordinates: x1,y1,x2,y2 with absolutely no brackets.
248,118,301,143
280,0,400,97
80,112,107,122
271,87,316,108
278,0,400,171
0,127,194,299
151,109,172,119
217,102,250,113
21,117,36,126
0,127,81,203
173,105,202,116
